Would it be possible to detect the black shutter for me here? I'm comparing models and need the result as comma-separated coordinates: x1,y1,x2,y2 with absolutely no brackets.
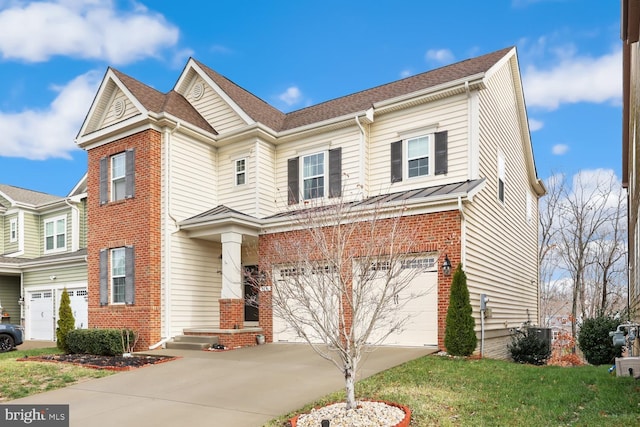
287,157,299,205
434,131,448,175
328,148,342,198
99,249,108,306
99,157,108,205
390,140,403,183
125,149,135,199
125,246,135,305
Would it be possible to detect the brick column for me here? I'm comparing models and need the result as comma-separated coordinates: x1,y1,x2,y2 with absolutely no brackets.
219,299,244,329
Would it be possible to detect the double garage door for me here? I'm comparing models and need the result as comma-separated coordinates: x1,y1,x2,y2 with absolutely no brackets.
273,258,438,347
28,287,88,341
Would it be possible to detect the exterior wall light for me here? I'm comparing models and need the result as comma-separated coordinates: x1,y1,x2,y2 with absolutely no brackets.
442,255,452,276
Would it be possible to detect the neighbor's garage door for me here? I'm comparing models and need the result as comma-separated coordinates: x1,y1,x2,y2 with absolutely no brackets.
29,290,54,341
65,288,88,329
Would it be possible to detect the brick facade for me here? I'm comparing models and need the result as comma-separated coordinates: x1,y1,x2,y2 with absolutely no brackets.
258,210,462,351
87,129,162,350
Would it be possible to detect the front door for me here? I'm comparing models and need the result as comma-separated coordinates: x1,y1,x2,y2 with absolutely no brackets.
243,266,259,322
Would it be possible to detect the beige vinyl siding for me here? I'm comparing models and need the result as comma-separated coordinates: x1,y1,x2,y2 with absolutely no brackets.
255,140,277,218
165,132,221,335
185,77,246,134
23,263,87,287
101,90,140,129
3,213,18,254
0,215,4,253
464,57,539,336
0,276,20,321
274,127,362,208
22,212,40,258
218,140,259,214
368,95,469,195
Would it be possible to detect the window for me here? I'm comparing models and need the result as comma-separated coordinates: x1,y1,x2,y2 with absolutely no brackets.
498,152,505,203
44,216,66,252
111,153,126,201
302,152,325,200
111,248,126,304
9,218,17,243
100,149,135,204
407,136,430,178
391,131,447,183
99,246,135,305
235,158,246,186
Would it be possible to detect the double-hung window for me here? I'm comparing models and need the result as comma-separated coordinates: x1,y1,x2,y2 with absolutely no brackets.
111,153,126,201
407,136,430,178
44,216,66,252
9,218,17,243
235,158,246,186
302,152,325,200
100,149,135,205
111,248,126,304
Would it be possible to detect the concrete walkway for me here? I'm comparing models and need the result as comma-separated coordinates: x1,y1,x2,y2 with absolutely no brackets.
11,343,436,427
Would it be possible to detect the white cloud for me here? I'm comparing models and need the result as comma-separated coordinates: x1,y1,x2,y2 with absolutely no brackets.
522,47,621,110
425,49,454,65
552,144,569,155
400,69,412,78
0,71,100,160
278,86,302,106
529,118,544,131
0,1,179,64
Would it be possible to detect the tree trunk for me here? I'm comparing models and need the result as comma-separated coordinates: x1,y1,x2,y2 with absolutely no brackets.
344,362,356,410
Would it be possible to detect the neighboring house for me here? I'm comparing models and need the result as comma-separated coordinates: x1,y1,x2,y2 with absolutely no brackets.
76,46,545,357
622,0,640,354
0,178,88,341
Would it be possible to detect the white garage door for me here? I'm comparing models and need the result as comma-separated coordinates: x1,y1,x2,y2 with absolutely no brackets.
64,288,88,330
29,290,54,341
363,258,438,347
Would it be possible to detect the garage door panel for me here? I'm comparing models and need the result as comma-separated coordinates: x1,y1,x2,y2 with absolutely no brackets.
29,291,54,341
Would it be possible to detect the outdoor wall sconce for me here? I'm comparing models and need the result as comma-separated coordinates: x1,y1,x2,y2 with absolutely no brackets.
442,255,452,276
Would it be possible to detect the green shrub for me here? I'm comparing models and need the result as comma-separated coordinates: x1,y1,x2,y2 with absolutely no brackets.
56,288,75,353
66,329,136,356
508,327,551,365
578,316,623,365
444,264,477,356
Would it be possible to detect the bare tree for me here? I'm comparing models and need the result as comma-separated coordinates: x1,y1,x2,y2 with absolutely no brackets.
539,170,627,338
260,191,436,410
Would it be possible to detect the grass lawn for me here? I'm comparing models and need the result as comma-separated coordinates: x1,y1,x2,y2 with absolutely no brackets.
266,355,640,426
0,347,114,402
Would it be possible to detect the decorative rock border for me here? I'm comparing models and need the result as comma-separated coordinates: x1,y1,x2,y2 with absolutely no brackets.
290,400,411,427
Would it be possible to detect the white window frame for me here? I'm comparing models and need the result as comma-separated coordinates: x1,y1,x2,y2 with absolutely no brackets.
302,151,326,200
44,215,66,253
406,135,432,179
235,158,247,186
111,248,126,305
9,218,17,243
497,152,506,204
111,152,126,201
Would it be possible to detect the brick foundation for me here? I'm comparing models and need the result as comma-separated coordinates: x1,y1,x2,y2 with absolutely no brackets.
219,299,244,330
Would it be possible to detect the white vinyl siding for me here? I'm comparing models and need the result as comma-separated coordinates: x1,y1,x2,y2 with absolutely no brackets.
464,56,539,348
368,95,469,194
185,77,246,134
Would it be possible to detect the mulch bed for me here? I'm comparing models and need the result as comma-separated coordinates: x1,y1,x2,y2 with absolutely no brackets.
17,354,177,371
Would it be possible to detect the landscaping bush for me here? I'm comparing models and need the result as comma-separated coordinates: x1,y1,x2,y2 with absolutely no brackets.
444,264,477,356
578,315,623,365
56,288,75,353
508,327,551,365
66,329,136,356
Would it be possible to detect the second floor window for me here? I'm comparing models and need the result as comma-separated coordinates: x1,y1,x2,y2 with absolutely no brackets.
100,149,135,205
303,152,325,200
9,218,17,243
235,158,246,186
45,216,66,252
407,136,430,178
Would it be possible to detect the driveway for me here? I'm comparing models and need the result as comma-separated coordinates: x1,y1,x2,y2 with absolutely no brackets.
11,343,436,427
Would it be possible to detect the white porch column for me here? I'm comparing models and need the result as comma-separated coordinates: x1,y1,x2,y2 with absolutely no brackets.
221,232,243,299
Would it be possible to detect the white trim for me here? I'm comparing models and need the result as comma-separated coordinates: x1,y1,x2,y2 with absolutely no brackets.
43,214,67,254
9,217,17,243
301,151,327,201
235,158,248,186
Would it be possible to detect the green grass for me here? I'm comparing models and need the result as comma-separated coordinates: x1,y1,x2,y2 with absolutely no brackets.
0,347,114,401
265,355,640,426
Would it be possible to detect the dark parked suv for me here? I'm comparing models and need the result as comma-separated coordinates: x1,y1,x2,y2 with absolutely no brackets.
0,323,24,352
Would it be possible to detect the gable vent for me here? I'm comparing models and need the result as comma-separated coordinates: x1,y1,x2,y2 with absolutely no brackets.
113,99,125,118
192,82,205,100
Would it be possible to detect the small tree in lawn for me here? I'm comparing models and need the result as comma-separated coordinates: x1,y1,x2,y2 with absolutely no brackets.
261,185,434,410
444,264,477,356
56,288,75,352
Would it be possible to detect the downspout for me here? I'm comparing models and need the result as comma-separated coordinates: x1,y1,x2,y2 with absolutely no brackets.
355,115,366,198
151,121,181,349
458,196,466,267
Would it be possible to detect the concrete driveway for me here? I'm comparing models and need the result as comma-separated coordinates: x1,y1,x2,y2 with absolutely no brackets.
11,343,436,427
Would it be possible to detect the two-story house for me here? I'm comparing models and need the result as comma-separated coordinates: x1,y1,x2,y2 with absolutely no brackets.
0,178,88,341
76,46,545,357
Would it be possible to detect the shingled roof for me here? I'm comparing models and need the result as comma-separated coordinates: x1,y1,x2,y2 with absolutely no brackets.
0,184,62,207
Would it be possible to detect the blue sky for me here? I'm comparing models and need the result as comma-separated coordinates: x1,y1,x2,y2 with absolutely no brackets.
0,0,622,196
